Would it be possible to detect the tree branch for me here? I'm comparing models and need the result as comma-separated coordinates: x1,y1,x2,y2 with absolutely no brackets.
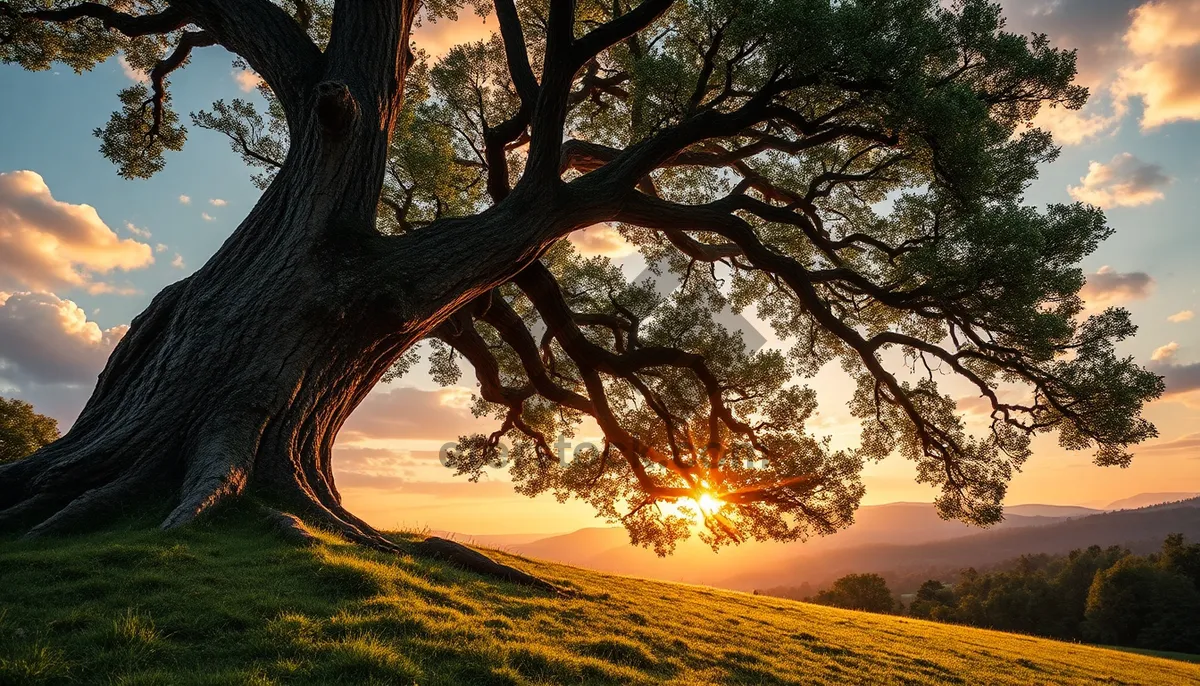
573,0,674,68
170,0,323,123
4,2,190,37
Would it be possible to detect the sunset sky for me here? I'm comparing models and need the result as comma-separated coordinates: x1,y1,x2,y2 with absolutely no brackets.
2,1,1199,537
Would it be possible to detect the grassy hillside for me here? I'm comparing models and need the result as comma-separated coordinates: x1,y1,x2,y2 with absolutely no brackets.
1,513,1197,685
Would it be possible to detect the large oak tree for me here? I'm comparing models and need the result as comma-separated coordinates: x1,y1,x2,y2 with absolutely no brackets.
0,1,1163,560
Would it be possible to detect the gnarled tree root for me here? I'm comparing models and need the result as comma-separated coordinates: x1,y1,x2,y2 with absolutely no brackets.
257,506,321,547
415,536,574,596
259,505,570,596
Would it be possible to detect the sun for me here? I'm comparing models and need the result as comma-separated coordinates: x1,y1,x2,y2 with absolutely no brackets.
696,492,723,516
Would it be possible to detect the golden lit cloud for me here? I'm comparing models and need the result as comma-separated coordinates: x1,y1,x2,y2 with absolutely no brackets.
1068,153,1170,208
1152,341,1180,361
1136,431,1200,453
1125,0,1200,55
1112,1,1200,128
569,224,638,258
1116,47,1200,128
233,69,263,92
1003,1,1200,137
1079,266,1154,306
1030,105,1122,146
0,170,154,294
340,385,497,444
117,54,148,84
412,11,496,59
1169,310,1195,323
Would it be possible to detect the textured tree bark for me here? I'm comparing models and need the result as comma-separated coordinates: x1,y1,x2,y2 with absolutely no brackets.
0,0,426,540
0,115,412,541
0,1,604,594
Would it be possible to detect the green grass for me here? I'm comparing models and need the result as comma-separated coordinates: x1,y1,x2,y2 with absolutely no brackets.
1107,646,1200,664
1,511,1197,685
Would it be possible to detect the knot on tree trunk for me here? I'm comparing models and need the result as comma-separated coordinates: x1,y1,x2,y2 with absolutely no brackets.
316,80,358,137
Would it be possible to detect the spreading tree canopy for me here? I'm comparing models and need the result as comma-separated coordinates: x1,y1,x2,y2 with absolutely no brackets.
0,0,1162,562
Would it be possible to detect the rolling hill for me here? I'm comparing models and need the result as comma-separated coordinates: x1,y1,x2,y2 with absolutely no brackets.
500,496,1199,590
503,500,1099,586
1005,504,1101,518
1,514,1196,685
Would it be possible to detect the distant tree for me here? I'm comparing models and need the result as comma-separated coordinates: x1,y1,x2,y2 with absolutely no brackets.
1049,545,1129,637
0,1,1162,569
812,573,895,613
1159,533,1200,588
908,579,955,620
905,546,1130,639
0,398,59,466
915,579,948,602
1083,555,1200,653
896,537,1200,652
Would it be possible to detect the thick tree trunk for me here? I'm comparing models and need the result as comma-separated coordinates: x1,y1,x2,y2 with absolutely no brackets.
0,123,415,543
0,0,433,540
0,3,606,596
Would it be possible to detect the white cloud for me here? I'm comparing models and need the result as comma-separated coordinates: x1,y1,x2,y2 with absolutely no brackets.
124,221,151,238
1153,341,1180,362
170,253,186,269
208,198,227,207
0,170,154,294
117,54,148,84
178,195,191,205
1169,310,1195,322
0,291,131,424
155,243,168,253
233,69,264,92
0,291,126,387
1079,266,1155,306
201,212,214,222
1068,153,1170,208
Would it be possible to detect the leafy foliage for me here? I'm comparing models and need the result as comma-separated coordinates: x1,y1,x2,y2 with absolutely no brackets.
904,535,1200,654
1,0,1165,554
0,397,59,465
95,83,187,179
809,573,896,613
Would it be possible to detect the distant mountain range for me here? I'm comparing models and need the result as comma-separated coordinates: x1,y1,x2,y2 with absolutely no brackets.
733,496,1200,593
465,493,1200,591
1104,492,1198,510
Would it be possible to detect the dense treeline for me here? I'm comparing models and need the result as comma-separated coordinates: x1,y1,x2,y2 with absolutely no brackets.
804,535,1200,654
